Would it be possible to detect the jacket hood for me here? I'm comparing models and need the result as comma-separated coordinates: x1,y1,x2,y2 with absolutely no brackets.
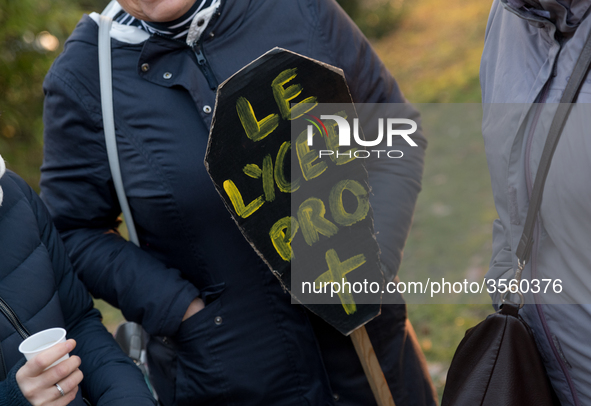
506,0,591,34
0,154,5,206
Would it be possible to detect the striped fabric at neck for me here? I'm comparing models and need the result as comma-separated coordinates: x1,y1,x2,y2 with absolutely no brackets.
114,0,214,41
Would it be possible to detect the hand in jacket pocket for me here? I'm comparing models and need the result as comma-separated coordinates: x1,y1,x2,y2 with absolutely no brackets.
182,297,205,322
16,339,83,406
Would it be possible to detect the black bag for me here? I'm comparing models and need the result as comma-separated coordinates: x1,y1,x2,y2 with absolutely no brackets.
442,304,559,405
442,25,591,406
114,321,158,400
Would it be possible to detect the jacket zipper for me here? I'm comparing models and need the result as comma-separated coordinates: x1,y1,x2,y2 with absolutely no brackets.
0,296,30,340
0,344,6,381
190,5,222,91
0,296,30,381
154,6,221,91
192,42,219,90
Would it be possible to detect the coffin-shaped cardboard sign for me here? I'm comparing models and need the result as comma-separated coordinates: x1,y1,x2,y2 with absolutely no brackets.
205,48,383,335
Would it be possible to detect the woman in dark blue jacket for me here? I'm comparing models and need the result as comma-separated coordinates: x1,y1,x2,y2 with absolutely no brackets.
0,156,156,406
40,0,436,405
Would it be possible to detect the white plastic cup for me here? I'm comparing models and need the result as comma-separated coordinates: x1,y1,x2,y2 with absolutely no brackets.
18,328,69,369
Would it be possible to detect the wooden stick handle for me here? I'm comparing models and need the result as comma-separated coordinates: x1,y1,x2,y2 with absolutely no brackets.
350,326,396,406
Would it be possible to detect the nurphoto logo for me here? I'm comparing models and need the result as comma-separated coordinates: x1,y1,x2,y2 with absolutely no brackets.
305,114,418,159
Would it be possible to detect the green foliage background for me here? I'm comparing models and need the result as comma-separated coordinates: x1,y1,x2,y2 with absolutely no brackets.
0,0,109,186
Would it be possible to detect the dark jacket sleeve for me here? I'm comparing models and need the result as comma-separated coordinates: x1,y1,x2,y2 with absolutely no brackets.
0,360,31,406
312,0,427,281
40,69,199,337
15,175,156,406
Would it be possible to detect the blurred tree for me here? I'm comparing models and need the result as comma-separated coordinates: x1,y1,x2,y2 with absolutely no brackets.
0,0,107,188
337,0,361,20
336,0,405,39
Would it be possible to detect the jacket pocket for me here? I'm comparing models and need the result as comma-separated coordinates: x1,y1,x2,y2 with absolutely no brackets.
172,283,227,405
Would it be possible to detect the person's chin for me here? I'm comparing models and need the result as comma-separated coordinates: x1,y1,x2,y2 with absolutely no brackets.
127,0,196,22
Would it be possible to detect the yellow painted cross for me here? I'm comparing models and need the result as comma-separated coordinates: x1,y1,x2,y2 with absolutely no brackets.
314,249,366,315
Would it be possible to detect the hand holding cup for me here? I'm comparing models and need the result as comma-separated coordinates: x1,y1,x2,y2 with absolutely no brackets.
16,334,83,406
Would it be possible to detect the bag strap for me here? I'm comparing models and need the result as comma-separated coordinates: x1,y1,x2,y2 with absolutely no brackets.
98,14,140,247
514,33,591,270
100,0,121,18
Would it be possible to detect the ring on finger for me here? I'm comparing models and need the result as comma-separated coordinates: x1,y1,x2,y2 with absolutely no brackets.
55,383,66,397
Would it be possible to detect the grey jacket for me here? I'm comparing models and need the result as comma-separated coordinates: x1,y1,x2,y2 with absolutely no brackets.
481,1,591,404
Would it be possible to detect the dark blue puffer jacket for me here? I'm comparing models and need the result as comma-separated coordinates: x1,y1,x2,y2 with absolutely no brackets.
0,170,156,406
40,0,436,405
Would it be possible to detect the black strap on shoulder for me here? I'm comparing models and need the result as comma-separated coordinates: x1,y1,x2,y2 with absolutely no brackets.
516,32,591,264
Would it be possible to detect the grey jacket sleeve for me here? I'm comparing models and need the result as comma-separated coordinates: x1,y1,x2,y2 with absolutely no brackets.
486,218,515,309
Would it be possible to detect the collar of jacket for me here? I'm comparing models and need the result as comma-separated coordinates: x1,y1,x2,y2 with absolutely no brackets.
502,0,591,35
137,33,207,90
135,0,251,92
74,0,250,48
75,0,251,92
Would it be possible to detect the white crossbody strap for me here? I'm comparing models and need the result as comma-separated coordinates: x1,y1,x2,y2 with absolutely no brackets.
98,14,140,246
